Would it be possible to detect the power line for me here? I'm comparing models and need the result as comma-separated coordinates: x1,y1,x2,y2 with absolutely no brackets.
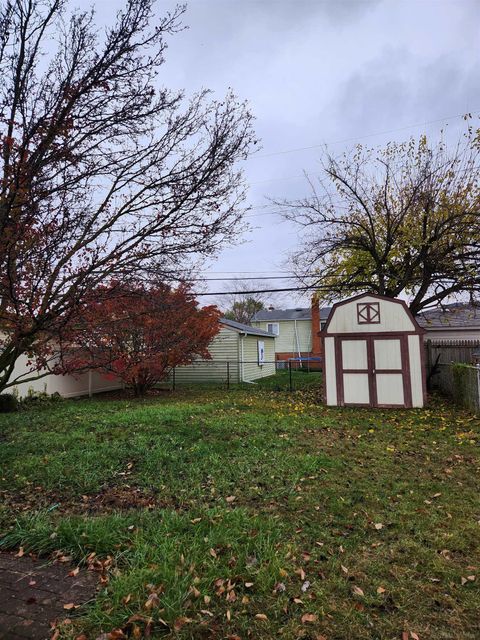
194,285,322,296
189,275,315,282
249,110,477,161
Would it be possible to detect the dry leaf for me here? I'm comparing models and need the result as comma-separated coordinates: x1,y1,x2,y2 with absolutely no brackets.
173,617,192,632
301,613,317,624
255,613,268,621
68,567,80,577
209,548,217,558
144,593,160,610
226,495,236,503
245,582,254,588
374,523,383,530
204,595,211,605
376,586,386,594
411,633,420,640
295,567,306,580
63,603,76,610
341,565,349,574
122,594,132,605
353,586,364,596
15,547,24,558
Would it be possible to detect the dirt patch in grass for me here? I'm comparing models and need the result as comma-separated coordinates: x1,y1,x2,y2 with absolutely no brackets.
0,484,175,518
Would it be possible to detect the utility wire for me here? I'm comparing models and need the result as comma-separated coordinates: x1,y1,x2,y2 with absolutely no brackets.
249,110,478,160
194,285,324,296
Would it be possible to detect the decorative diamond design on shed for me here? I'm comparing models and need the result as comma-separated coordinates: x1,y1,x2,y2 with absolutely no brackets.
357,302,380,324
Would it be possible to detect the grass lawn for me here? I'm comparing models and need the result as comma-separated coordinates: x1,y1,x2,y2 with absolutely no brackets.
0,371,479,639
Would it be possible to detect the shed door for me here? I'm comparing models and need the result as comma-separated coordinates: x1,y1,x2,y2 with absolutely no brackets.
338,335,411,407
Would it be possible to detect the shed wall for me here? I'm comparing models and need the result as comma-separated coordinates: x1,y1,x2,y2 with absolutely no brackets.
169,326,240,384
408,334,424,407
324,337,337,405
242,335,276,381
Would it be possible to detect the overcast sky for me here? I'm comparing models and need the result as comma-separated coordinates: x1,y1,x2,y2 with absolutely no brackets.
93,0,480,307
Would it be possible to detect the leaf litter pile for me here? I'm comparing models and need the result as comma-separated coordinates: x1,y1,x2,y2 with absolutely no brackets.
0,375,479,639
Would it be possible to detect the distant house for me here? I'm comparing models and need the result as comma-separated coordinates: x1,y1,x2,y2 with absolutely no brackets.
417,303,480,340
252,299,331,361
171,318,276,384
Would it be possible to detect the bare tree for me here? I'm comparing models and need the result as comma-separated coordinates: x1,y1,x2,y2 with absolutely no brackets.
0,0,256,391
221,281,267,324
278,128,480,315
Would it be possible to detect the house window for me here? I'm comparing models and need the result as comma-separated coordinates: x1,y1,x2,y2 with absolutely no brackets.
267,322,279,335
357,302,381,324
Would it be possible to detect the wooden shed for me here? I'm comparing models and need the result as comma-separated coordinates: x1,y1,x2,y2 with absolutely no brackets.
321,293,426,408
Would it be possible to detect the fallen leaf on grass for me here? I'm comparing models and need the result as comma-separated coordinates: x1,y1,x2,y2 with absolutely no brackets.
226,495,236,503
245,582,254,588
301,613,317,624
144,593,160,610
352,586,364,596
341,565,348,574
255,613,268,621
376,586,386,594
15,547,24,557
374,523,383,530
209,548,217,558
295,567,306,580
173,617,192,632
411,633,420,640
68,567,80,577
122,594,132,605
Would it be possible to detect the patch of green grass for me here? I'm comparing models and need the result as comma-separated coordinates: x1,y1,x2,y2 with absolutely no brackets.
1,376,479,639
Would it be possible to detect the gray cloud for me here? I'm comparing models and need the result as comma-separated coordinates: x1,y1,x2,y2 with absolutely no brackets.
79,0,480,303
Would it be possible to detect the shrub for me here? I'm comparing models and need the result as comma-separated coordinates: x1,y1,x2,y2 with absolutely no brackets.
0,393,19,413
20,389,63,409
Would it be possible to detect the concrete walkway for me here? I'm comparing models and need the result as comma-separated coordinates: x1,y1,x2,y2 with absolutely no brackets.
0,552,97,640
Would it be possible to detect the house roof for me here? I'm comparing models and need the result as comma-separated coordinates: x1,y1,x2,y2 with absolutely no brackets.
417,303,480,330
252,306,332,322
220,317,275,337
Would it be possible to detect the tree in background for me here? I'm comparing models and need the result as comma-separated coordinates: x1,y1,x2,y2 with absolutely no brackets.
64,282,220,397
222,281,267,324
0,0,255,392
279,128,480,314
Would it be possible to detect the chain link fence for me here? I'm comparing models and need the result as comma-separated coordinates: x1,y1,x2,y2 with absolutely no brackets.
165,358,323,392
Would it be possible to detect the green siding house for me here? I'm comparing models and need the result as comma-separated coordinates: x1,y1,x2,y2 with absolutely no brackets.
170,318,276,384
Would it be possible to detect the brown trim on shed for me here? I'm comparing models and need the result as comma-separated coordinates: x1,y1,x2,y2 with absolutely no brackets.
321,292,426,337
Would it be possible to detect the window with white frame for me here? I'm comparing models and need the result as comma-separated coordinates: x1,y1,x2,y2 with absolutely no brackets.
267,322,279,336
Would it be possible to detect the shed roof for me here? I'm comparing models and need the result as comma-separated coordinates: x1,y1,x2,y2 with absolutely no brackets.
417,303,480,329
252,307,331,322
220,318,275,337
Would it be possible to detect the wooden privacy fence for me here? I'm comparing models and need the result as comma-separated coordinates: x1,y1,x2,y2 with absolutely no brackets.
425,339,480,414
425,339,480,372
